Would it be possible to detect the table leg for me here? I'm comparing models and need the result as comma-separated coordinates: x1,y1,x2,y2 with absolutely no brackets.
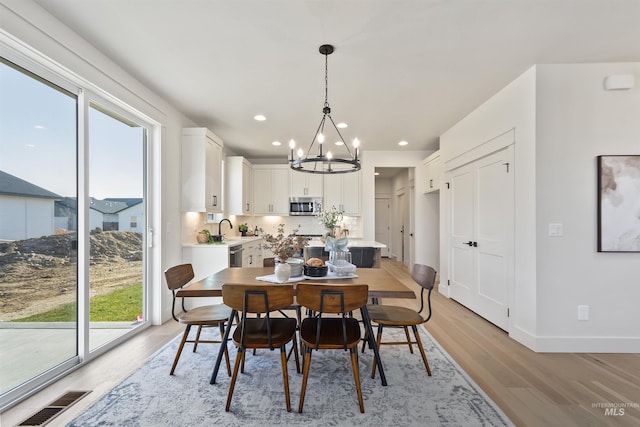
210,309,235,384
360,306,387,386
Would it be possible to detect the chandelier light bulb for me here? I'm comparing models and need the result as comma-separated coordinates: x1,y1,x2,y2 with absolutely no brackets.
353,138,360,148
327,151,333,160
317,133,325,143
297,148,304,158
289,139,296,149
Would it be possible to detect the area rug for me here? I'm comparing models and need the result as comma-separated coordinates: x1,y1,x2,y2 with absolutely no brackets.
67,325,513,426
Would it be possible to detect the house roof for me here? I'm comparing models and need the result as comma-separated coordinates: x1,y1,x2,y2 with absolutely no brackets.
0,170,61,199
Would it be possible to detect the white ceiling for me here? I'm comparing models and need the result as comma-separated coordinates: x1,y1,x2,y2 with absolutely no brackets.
33,0,640,161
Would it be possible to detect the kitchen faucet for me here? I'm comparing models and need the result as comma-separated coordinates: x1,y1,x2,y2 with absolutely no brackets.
218,218,233,236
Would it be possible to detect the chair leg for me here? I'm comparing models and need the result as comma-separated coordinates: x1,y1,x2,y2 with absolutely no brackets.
280,346,291,412
361,327,368,353
403,326,414,353
170,325,191,375
291,336,301,373
350,347,365,413
298,349,313,413
192,325,203,352
225,348,244,412
219,322,231,377
412,325,432,376
371,324,383,379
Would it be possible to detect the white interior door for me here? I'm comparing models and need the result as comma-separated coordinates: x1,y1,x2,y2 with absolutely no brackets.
448,146,513,330
375,198,390,257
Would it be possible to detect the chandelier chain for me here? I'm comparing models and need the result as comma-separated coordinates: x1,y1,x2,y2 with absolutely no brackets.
324,51,329,108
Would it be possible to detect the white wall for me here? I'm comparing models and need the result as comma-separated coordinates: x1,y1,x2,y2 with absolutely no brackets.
1,0,198,324
0,196,54,240
534,63,640,351
440,63,640,352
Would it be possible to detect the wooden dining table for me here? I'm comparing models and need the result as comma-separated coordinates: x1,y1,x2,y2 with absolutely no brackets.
176,266,417,387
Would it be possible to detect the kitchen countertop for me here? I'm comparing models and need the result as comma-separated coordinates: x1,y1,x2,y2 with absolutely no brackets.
307,239,387,248
183,236,263,247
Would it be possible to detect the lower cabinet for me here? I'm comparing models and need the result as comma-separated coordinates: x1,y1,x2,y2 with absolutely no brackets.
241,240,263,268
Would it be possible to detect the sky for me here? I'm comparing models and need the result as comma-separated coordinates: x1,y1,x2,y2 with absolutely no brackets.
0,60,144,199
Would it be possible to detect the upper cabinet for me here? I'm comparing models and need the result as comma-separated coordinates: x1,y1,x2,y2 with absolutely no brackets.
323,171,361,215
290,171,323,197
225,156,252,216
181,127,223,213
423,150,441,193
252,165,290,215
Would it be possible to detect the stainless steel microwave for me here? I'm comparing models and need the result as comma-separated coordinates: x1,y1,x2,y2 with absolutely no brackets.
289,197,322,216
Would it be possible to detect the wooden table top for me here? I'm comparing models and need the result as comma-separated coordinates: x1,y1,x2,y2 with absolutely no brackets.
176,267,416,300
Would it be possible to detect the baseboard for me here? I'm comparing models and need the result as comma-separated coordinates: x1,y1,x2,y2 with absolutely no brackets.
533,335,640,353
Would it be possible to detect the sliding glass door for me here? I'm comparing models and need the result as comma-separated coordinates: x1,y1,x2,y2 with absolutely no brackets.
87,103,147,351
0,52,154,410
0,58,79,396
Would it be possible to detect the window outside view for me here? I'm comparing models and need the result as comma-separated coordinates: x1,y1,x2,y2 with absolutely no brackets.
0,58,147,398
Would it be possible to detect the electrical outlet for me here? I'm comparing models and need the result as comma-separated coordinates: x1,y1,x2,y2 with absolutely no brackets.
578,305,589,321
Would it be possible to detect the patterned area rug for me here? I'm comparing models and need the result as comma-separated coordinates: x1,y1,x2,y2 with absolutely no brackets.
67,325,513,426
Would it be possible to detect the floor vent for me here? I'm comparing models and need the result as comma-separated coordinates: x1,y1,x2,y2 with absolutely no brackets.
17,390,91,426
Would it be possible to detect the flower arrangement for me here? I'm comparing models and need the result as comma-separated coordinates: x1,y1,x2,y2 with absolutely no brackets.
238,223,249,233
316,205,344,230
261,224,310,262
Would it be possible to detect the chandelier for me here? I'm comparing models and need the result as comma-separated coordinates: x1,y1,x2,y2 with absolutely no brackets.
289,44,361,174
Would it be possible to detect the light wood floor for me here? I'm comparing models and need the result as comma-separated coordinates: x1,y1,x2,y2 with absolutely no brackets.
2,259,639,426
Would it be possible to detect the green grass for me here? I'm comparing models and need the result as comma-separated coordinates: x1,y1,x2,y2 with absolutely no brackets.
12,283,143,323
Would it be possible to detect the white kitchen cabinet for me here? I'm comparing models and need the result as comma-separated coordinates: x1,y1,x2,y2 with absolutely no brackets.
290,171,323,197
225,156,252,215
241,239,263,268
253,165,290,215
323,171,361,215
423,150,441,193
181,127,223,213
182,245,229,281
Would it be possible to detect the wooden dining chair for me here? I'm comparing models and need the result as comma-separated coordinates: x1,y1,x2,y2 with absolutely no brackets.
365,263,436,378
296,282,369,413
222,283,300,412
164,263,232,376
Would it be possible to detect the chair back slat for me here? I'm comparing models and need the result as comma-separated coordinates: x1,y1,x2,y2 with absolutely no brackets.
164,263,195,290
297,283,368,313
411,264,436,290
222,284,294,313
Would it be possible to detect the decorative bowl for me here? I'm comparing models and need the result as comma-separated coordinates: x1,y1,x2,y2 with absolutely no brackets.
304,265,328,277
287,258,304,277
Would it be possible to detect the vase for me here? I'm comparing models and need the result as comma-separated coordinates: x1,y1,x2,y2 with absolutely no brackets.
274,262,292,283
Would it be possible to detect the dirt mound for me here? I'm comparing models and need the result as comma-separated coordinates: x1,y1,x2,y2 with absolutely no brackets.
0,231,143,321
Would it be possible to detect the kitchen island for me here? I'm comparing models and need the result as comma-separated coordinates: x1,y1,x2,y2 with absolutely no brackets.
304,239,386,268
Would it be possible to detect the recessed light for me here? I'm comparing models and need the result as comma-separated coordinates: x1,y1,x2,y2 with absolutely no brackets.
374,172,380,176
336,122,348,128
254,114,266,121
272,141,281,146
334,140,344,145
398,140,408,146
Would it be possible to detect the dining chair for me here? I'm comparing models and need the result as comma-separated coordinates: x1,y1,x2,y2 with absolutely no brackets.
364,263,436,378
164,263,232,376
296,282,369,413
222,283,300,412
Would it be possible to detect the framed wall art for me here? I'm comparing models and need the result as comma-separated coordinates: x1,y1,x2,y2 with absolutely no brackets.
597,155,640,252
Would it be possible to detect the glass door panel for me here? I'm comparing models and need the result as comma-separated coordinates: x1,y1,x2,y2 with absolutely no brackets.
0,59,78,395
88,103,146,351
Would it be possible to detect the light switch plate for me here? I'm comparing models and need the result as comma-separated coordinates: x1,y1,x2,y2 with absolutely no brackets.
549,223,563,237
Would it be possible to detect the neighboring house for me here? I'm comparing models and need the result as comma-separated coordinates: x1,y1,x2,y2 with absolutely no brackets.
56,197,143,233
0,170,61,241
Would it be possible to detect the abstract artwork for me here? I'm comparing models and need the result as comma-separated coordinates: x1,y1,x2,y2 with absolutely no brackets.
598,155,640,252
